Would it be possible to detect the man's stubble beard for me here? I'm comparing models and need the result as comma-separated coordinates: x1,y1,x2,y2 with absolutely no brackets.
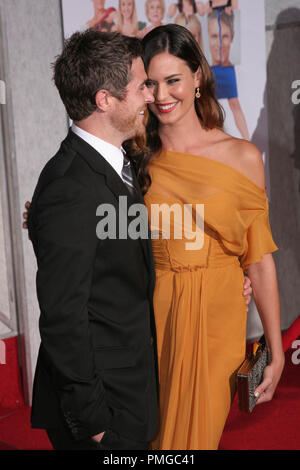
110,107,145,141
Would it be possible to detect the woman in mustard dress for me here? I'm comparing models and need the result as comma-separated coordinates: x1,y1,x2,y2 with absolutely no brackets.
139,24,284,450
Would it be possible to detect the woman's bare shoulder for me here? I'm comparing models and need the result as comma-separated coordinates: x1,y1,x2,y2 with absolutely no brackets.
223,135,266,190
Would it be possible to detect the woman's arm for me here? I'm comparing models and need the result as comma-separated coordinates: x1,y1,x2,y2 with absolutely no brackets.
238,142,284,404
247,254,285,404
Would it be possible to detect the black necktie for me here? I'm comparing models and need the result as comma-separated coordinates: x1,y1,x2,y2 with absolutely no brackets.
121,153,136,197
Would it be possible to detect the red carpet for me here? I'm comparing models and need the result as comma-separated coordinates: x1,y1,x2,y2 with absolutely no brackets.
0,336,52,450
0,336,24,409
0,327,299,450
219,346,300,450
0,407,52,450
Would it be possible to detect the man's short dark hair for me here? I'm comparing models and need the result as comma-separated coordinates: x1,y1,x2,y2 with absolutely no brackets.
53,29,143,121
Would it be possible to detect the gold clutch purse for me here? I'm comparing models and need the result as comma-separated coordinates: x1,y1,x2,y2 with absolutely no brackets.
236,335,270,412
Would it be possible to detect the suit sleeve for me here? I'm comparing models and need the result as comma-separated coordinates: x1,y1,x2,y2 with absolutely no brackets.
31,176,112,441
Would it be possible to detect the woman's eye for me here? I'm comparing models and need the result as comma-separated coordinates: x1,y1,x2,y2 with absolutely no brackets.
167,79,179,85
145,80,155,88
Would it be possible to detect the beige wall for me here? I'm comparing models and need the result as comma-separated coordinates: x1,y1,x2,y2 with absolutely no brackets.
0,0,67,402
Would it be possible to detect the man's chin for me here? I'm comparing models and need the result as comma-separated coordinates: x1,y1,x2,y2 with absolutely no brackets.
128,123,146,139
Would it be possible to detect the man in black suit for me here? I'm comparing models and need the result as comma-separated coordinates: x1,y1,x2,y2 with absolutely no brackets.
27,30,157,450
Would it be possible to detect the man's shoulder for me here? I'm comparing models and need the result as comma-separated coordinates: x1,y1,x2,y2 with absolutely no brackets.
39,138,76,181
34,133,97,196
28,136,97,227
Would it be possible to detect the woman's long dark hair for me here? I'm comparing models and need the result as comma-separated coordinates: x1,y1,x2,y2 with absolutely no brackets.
136,24,224,194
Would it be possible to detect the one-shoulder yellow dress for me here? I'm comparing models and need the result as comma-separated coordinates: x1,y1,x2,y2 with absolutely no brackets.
144,150,278,450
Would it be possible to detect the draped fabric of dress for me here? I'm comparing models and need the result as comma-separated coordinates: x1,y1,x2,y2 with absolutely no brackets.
144,150,278,450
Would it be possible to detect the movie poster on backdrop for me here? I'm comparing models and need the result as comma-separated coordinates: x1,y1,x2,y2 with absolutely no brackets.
61,0,269,339
61,0,269,183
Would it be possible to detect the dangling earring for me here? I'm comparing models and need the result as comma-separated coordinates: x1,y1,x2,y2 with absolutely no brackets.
195,87,201,99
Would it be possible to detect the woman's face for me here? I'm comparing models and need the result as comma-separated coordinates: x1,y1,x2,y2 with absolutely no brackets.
208,18,233,65
147,0,164,25
182,0,194,11
146,52,199,126
120,0,134,19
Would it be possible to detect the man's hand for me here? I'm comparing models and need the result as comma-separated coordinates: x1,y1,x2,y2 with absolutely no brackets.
92,431,105,443
23,201,31,230
23,201,31,240
243,275,252,311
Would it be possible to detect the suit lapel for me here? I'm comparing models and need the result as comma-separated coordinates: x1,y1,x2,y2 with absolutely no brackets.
67,130,153,273
131,163,156,277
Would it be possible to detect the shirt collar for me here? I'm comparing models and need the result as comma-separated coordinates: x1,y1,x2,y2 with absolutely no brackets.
71,123,124,178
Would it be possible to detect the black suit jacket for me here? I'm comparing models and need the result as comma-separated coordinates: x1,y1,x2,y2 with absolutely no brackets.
28,130,158,443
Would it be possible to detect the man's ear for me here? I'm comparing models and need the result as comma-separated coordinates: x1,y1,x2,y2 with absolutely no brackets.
95,89,111,112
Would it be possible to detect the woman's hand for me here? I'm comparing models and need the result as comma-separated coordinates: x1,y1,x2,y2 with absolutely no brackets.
247,254,285,404
254,356,285,405
243,275,252,311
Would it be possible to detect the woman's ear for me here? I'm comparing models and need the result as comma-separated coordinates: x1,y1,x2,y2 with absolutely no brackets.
194,67,202,89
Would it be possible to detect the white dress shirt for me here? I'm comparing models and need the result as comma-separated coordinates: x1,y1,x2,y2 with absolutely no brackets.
71,123,125,181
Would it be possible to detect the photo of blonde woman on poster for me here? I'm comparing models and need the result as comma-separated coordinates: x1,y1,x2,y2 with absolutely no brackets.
138,0,165,38
111,0,139,36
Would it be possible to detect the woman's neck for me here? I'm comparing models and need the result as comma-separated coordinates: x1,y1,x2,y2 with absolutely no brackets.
158,112,205,153
123,16,133,25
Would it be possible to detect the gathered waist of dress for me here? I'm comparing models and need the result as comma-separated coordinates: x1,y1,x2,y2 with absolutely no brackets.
151,237,241,273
